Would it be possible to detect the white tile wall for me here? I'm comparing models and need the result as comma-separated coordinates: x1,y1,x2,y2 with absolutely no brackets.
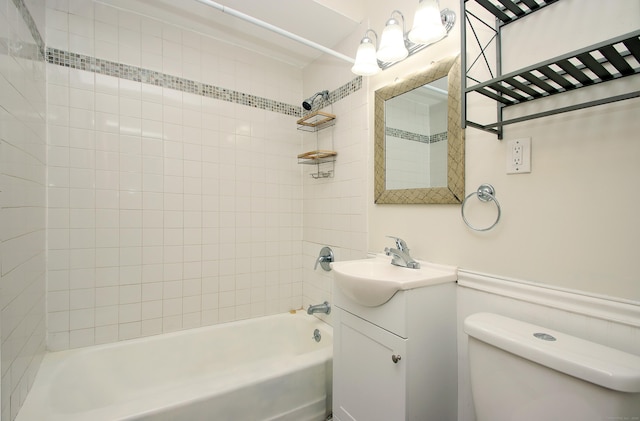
45,0,305,350
1,1,48,419
385,136,431,190
301,85,369,320
384,93,449,190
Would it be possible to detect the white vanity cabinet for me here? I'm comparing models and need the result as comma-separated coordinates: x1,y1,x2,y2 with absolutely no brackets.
332,281,457,421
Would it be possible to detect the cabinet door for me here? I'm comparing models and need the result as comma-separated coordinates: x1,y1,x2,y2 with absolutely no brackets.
333,308,407,421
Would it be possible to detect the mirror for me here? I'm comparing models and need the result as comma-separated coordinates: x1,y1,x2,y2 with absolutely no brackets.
374,55,464,204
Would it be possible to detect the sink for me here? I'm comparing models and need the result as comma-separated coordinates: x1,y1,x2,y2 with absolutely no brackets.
330,255,457,307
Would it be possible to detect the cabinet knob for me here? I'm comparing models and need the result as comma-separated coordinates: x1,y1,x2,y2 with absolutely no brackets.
391,354,402,364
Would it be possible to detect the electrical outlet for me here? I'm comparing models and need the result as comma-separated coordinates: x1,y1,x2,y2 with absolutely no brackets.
507,137,531,174
513,143,522,165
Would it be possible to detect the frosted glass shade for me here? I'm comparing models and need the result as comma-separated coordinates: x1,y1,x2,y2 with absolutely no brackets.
351,41,380,76
377,21,408,63
409,0,446,45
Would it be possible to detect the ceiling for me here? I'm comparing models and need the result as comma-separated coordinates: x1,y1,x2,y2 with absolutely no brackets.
99,0,363,68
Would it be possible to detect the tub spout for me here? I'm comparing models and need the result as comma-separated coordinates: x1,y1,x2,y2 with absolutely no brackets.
307,301,331,315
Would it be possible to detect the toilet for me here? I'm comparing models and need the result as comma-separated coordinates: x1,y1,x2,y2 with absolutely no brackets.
464,313,640,421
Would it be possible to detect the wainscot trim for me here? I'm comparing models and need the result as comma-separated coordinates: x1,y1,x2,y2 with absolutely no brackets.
458,270,640,328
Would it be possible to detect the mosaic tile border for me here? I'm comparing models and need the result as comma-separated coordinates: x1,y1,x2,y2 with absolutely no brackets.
305,76,362,113
12,0,45,59
386,126,447,144
46,47,362,118
13,0,362,117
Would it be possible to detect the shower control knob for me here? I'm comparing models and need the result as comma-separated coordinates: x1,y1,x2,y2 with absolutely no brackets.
391,354,402,364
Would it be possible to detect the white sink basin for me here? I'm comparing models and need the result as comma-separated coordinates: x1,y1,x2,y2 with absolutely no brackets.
330,255,457,307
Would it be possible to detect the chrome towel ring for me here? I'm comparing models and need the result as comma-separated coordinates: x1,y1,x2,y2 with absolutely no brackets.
461,184,501,231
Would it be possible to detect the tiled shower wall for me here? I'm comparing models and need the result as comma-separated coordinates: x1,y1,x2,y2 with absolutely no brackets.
45,0,307,351
1,0,47,419
300,82,369,317
384,96,448,189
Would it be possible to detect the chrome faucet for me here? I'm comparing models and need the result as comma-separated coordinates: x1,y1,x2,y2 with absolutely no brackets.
307,301,331,315
384,236,420,269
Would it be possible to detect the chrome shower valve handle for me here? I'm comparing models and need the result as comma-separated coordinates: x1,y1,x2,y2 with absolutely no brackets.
314,246,334,271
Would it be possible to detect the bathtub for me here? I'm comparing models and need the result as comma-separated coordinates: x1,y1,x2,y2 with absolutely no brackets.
17,311,333,421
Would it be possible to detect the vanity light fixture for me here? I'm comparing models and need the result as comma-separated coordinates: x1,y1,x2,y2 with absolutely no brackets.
351,1,455,76
377,10,409,63
409,0,448,45
351,30,381,76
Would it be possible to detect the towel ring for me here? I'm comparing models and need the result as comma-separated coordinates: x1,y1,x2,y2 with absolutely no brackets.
461,184,501,231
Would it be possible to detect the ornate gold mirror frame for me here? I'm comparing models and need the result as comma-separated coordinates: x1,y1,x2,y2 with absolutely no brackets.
374,55,464,204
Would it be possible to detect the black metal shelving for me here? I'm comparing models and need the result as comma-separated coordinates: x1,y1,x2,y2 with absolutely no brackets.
462,0,640,138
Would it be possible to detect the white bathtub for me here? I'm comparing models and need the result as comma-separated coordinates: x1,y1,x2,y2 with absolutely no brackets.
17,311,333,421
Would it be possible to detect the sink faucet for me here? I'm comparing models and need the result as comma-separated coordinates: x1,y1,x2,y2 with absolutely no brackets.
307,301,331,315
384,236,420,269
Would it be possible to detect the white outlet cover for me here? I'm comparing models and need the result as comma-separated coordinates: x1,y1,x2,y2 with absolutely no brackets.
507,137,531,174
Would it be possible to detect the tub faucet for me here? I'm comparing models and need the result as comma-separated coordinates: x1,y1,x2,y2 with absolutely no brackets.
307,301,331,315
385,236,420,269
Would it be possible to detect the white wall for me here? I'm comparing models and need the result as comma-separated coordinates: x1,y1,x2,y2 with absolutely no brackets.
385,136,430,190
301,2,640,418
364,0,640,302
456,274,640,421
0,0,48,419
3,0,632,418
430,136,447,187
45,0,305,351
300,76,369,320
385,95,432,190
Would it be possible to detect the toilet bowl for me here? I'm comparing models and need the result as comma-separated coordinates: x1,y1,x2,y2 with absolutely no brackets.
464,313,640,421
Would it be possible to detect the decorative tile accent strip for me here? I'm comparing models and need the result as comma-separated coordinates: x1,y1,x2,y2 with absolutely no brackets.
11,0,45,58
46,47,363,118
13,0,362,117
305,76,363,113
46,48,301,116
386,126,430,143
331,76,362,104
430,131,448,143
386,126,448,144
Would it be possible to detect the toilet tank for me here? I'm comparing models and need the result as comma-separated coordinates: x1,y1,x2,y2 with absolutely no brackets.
464,313,640,421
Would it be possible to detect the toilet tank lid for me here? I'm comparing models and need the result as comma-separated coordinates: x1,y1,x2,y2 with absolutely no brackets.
464,312,640,393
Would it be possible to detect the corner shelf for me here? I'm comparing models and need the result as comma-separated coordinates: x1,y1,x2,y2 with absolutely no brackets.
297,150,338,165
297,111,338,179
462,0,640,139
297,111,336,132
297,150,338,179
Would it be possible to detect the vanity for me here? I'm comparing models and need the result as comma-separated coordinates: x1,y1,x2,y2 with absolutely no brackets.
331,254,458,421
332,50,462,420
